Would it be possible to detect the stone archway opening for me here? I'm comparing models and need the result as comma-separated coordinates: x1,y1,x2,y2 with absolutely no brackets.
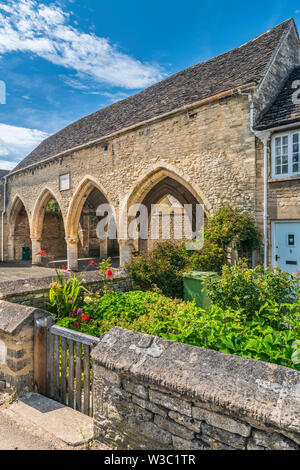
8,198,31,261
137,176,205,254
78,187,119,260
120,170,207,265
40,198,67,261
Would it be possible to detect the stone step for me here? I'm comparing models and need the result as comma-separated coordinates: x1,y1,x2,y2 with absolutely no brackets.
8,392,94,447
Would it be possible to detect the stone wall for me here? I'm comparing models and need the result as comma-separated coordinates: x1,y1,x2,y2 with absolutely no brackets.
0,301,50,395
0,269,134,309
92,327,300,451
3,92,257,264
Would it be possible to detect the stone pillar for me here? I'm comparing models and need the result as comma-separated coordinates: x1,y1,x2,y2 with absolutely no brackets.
119,239,134,266
31,237,42,265
100,238,108,259
7,236,15,261
66,237,79,271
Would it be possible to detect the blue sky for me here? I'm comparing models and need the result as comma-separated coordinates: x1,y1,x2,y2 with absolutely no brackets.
0,0,299,169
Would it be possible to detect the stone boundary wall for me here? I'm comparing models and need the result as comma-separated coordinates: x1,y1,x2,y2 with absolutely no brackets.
92,327,300,451
0,301,50,395
0,269,134,309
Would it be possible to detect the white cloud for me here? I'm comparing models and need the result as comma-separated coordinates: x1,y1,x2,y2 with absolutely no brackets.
0,123,48,167
0,0,163,89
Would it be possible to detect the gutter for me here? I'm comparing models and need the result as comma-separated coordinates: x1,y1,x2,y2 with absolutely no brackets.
1,175,7,262
7,82,257,178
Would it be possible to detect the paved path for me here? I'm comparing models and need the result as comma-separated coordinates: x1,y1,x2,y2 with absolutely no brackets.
0,257,120,282
0,407,72,450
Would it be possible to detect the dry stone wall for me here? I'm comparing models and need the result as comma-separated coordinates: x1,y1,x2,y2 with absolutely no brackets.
92,327,300,451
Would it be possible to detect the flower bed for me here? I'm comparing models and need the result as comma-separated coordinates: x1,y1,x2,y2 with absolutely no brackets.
56,290,300,371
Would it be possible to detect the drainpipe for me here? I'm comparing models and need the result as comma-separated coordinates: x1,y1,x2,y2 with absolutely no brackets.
255,131,271,266
239,90,271,266
1,175,7,262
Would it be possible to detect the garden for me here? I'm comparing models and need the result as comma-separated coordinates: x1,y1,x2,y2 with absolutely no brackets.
47,207,300,371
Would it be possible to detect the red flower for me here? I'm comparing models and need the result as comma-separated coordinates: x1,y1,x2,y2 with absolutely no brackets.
82,315,90,322
106,269,113,277
88,260,96,265
61,265,68,270
37,250,47,255
73,322,80,329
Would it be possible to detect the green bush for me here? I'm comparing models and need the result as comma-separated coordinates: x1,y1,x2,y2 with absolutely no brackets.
205,206,261,253
126,207,262,298
126,241,189,298
205,260,299,317
56,290,300,371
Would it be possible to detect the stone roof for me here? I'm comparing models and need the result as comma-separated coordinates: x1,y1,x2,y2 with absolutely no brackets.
254,67,300,130
0,170,9,179
13,19,294,173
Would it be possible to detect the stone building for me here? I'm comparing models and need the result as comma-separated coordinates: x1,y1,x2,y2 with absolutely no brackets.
1,18,300,272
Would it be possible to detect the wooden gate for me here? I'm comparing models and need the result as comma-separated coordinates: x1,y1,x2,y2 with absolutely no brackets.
34,317,100,416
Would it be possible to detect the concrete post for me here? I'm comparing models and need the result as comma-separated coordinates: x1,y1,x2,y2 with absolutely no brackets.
66,237,79,271
31,237,42,265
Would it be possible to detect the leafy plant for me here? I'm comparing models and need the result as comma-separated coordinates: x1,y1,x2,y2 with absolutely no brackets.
126,241,189,298
48,270,85,318
56,290,300,371
205,260,299,318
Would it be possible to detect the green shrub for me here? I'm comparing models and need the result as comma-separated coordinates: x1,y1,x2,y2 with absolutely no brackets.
126,241,189,298
126,207,262,298
205,206,261,253
56,290,300,371
205,260,299,317
189,241,225,273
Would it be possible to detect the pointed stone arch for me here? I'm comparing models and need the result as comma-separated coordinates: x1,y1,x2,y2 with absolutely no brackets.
31,187,66,265
7,195,31,261
65,176,117,270
119,164,209,264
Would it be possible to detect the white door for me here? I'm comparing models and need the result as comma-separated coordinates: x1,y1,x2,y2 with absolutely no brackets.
272,221,300,274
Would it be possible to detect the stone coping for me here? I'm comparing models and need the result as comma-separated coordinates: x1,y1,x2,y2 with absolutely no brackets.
92,327,300,435
0,269,129,299
0,301,46,335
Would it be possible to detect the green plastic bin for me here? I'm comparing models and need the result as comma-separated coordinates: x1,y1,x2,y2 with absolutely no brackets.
183,271,217,309
22,246,31,260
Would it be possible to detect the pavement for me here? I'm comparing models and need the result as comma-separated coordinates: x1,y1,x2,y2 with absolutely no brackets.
0,393,107,450
0,257,120,283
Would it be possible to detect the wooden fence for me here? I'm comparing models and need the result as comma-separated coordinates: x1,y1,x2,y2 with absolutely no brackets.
34,317,100,416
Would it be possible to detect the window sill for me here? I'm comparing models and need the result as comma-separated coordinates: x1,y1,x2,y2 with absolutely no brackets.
269,175,300,183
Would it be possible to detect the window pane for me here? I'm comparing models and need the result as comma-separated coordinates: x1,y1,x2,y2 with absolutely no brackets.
282,136,288,145
282,164,288,173
276,166,281,175
293,133,299,143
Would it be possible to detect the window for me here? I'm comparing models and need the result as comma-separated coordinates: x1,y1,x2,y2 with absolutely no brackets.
59,173,70,191
272,130,300,177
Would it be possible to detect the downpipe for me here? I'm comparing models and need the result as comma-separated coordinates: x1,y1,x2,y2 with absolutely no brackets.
1,175,7,262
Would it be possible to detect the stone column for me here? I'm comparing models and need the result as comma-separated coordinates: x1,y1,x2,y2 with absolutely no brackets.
66,237,79,271
100,238,108,259
119,239,134,266
31,237,42,265
7,236,15,261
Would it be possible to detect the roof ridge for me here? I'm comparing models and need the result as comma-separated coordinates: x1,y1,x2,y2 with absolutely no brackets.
12,18,296,173
37,18,296,137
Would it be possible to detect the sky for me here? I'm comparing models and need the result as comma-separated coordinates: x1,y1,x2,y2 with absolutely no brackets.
0,0,299,170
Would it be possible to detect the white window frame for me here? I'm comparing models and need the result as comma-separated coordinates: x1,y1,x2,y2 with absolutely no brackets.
59,173,70,191
271,129,300,178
